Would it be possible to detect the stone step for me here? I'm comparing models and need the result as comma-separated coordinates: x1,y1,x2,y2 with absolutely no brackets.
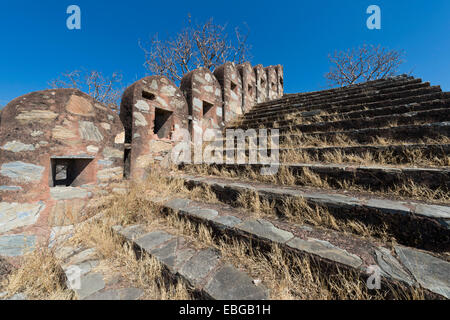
284,122,450,144
176,174,450,253
217,122,450,147
56,246,145,300
233,107,450,134
253,79,430,113
220,143,450,166
112,225,269,300
151,194,450,299
237,99,450,128
254,76,420,109
244,90,444,121
180,163,450,197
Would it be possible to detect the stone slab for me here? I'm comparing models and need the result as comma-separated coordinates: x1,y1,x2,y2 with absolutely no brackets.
395,246,450,299
0,234,36,257
75,273,106,300
135,231,174,253
374,247,415,285
286,237,362,268
205,263,268,300
236,219,294,244
179,248,221,287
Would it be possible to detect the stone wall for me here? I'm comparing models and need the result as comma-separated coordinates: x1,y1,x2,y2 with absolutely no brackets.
213,62,243,123
265,65,278,100
237,62,257,113
276,65,284,98
0,89,124,256
180,68,223,134
120,76,189,179
254,64,268,103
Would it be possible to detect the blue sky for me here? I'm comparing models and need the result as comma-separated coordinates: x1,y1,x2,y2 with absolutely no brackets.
0,0,449,107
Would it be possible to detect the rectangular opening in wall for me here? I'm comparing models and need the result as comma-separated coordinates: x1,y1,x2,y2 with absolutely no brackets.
248,84,254,96
202,101,214,118
154,107,173,139
230,82,238,94
260,78,266,87
50,156,94,187
142,90,156,101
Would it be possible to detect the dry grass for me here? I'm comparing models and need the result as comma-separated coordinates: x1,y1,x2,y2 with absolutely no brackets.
184,164,449,204
2,246,74,300
69,172,421,300
158,213,424,300
281,147,450,167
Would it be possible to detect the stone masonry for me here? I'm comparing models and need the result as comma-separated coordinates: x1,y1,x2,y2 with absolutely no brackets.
254,64,268,103
120,76,189,179
265,65,278,100
237,62,257,113
276,65,284,98
0,89,124,256
180,68,224,134
214,62,243,123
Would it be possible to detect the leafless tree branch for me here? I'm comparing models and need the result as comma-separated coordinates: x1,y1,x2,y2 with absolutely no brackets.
48,69,123,111
140,16,252,84
325,44,405,87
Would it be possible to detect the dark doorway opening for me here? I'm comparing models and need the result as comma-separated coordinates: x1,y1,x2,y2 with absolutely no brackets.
154,107,173,139
50,157,93,187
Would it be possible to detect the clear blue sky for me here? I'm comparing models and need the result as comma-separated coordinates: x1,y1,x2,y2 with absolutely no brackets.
0,0,449,107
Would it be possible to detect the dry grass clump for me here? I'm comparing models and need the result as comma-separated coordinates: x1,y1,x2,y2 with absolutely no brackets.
184,164,449,204
281,147,449,167
281,197,390,242
70,221,191,300
2,247,74,300
236,190,275,218
166,218,423,300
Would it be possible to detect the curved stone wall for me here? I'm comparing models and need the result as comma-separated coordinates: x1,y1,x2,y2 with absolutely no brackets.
0,89,124,256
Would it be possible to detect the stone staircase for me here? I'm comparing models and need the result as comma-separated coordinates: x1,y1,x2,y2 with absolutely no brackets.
169,75,450,299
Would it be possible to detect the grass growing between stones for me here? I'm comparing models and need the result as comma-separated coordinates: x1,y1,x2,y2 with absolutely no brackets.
1,246,74,300
80,171,425,300
182,164,450,204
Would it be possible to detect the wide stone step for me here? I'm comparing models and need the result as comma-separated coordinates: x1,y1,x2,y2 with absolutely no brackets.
151,194,450,299
253,79,430,113
56,246,145,300
234,107,450,134
176,174,450,254
237,99,450,128
180,163,449,197
244,90,444,121
254,77,420,110
219,143,450,166
217,122,450,147
112,225,268,300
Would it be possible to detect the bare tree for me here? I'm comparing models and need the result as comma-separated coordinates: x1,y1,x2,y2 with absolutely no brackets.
325,44,405,87
49,69,123,110
140,16,252,83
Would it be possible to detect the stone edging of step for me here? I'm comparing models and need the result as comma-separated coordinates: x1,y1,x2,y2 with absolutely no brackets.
111,224,269,300
179,175,450,223
154,196,450,299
